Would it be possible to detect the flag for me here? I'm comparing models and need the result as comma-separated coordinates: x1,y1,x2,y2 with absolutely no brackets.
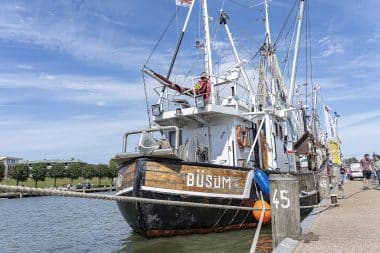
329,140,342,165
176,0,193,7
323,105,336,140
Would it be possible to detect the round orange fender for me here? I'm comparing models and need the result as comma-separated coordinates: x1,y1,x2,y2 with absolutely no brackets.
252,200,271,223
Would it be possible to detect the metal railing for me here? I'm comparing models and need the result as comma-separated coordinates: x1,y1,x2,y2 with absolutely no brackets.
122,126,180,153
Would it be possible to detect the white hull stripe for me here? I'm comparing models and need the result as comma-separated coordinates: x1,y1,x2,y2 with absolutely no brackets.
141,186,245,199
116,186,133,196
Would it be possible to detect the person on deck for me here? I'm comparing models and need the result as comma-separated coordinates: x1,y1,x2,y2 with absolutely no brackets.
360,154,372,190
194,75,211,102
339,165,346,185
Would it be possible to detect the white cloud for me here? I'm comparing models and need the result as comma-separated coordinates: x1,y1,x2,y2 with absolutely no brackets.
0,114,146,163
340,110,380,128
0,72,147,106
340,119,380,158
16,64,33,70
318,36,345,57
0,2,154,70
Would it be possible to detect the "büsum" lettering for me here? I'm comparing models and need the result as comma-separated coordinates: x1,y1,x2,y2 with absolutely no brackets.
186,170,232,189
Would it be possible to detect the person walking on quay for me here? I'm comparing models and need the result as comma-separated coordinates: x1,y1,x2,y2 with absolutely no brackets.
360,154,372,190
372,154,380,189
340,165,346,185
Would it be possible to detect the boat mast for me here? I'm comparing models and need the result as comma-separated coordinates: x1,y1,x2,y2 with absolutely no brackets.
263,0,276,170
264,0,276,107
158,1,195,105
220,10,254,109
288,0,305,107
311,83,319,136
264,0,272,45
201,0,215,104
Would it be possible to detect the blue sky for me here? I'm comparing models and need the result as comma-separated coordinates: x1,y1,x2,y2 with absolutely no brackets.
0,0,379,163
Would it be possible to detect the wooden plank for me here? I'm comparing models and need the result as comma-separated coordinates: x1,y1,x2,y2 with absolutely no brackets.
120,162,136,189
144,161,248,195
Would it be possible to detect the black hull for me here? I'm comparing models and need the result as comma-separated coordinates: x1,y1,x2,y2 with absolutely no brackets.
117,191,258,237
116,157,319,237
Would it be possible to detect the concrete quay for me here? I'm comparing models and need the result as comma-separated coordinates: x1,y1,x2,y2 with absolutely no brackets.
294,180,380,253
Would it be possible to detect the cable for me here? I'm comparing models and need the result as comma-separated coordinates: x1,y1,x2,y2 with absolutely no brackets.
141,71,151,127
273,0,298,49
143,8,180,67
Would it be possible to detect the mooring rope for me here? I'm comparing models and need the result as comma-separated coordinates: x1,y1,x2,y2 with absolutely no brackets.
0,185,337,211
0,185,259,211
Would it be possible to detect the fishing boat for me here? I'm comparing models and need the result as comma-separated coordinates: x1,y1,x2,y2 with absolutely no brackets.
113,0,321,237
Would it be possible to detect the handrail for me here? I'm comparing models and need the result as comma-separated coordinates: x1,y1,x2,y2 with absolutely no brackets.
122,126,180,154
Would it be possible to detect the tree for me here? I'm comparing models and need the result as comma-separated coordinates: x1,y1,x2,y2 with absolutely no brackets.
0,163,5,182
66,163,82,185
48,163,66,187
344,157,359,166
95,164,108,186
10,164,29,186
31,163,48,188
108,160,119,186
82,164,95,181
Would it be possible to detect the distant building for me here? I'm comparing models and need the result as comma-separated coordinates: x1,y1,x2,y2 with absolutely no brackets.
19,158,87,169
0,156,23,178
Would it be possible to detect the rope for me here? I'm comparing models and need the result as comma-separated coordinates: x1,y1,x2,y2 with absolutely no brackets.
143,8,179,67
0,185,257,211
141,71,151,127
273,0,298,49
250,191,266,253
140,8,179,125
0,184,337,211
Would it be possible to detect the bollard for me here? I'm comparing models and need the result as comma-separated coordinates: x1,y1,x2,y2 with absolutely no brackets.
269,174,301,248
331,166,340,192
319,175,330,199
338,183,345,199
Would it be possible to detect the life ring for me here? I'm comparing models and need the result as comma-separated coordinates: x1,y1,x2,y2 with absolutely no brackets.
236,125,250,148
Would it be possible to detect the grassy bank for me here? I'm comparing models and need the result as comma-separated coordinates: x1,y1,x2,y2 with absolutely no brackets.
0,177,114,188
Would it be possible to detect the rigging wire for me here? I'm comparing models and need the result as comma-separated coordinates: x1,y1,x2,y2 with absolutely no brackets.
282,16,297,83
272,0,298,49
142,8,180,67
142,71,151,127
141,7,179,125
227,0,252,9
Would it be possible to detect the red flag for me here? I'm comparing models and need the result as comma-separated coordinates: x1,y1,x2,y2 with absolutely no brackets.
175,0,192,7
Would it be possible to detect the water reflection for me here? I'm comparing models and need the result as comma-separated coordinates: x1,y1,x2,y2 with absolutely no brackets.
116,227,272,253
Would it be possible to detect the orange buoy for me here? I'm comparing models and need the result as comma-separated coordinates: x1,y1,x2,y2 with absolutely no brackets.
252,200,271,223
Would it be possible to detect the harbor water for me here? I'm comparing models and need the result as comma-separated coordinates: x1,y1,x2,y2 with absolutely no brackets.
0,194,272,253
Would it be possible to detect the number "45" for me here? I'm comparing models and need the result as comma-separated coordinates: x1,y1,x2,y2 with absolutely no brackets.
272,189,290,209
